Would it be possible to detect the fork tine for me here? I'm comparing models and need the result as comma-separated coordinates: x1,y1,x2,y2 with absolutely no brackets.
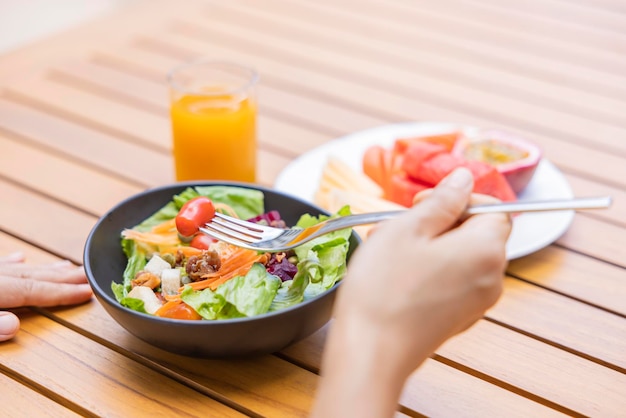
211,218,265,240
202,222,260,243
199,226,256,249
214,213,267,233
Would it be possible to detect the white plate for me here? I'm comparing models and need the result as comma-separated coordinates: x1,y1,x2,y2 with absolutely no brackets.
274,122,575,260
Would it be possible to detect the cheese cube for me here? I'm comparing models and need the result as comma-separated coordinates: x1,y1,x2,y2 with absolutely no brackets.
144,255,172,278
161,268,182,296
127,286,163,314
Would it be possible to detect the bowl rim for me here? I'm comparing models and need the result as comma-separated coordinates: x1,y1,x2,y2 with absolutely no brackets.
83,181,358,325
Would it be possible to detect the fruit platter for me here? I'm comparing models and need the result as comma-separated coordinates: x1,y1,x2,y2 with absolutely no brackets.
275,122,575,260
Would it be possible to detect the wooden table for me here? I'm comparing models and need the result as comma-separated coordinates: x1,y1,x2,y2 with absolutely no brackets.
1,0,624,416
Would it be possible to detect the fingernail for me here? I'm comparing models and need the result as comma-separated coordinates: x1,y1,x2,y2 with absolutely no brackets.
442,167,473,189
4,252,24,262
0,312,20,340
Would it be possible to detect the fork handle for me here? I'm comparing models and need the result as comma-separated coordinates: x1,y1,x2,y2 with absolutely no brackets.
322,196,612,231
465,196,612,214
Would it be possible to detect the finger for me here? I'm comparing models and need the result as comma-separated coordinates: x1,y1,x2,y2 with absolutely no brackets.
412,188,434,206
404,167,474,238
0,252,26,265
0,265,88,284
463,214,512,253
441,212,512,273
0,277,93,308
414,191,501,209
0,311,20,342
457,193,504,222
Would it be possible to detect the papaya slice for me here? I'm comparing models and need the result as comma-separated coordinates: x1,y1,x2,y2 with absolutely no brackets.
394,131,460,154
362,145,387,188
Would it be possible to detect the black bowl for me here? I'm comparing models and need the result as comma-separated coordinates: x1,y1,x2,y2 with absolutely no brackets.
84,181,359,358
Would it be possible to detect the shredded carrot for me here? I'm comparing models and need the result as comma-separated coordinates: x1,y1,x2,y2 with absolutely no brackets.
122,229,180,246
163,294,181,302
211,248,260,274
151,218,176,233
207,249,268,279
214,202,239,218
204,256,270,290
124,200,272,296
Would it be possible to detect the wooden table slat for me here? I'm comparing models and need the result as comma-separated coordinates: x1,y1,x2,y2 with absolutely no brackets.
508,246,626,316
0,133,143,216
243,0,626,100
0,0,624,415
173,14,626,155
1,313,246,418
0,98,173,187
132,31,626,188
210,0,626,126
326,0,626,75
0,372,83,418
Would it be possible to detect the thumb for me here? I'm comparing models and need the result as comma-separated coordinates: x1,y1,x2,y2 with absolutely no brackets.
0,311,20,342
407,167,474,238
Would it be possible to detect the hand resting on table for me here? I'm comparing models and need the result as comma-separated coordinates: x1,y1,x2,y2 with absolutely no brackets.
0,252,92,342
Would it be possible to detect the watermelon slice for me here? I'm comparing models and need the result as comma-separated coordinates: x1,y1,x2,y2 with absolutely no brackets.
402,142,448,180
408,153,466,185
464,161,517,202
388,173,432,207
408,153,517,202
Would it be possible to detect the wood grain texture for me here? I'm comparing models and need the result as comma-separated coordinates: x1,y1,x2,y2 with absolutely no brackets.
0,372,82,418
47,302,319,417
1,313,245,418
0,0,624,415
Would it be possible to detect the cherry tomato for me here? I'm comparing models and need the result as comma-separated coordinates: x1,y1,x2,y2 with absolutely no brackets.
156,301,202,320
175,197,216,237
190,234,216,250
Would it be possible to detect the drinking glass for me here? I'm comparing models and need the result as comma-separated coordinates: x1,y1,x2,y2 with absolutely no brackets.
168,60,259,182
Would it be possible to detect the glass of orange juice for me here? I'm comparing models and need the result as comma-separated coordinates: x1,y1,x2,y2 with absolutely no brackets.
167,60,259,182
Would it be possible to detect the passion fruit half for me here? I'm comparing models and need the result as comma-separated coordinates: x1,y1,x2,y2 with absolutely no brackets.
452,130,542,194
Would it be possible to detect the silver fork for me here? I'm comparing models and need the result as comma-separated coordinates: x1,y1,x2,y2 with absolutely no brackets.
199,196,612,252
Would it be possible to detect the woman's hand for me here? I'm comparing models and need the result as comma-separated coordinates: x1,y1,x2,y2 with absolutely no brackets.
0,252,92,342
312,167,512,417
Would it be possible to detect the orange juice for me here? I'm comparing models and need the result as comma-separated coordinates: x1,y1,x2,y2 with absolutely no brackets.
170,94,257,182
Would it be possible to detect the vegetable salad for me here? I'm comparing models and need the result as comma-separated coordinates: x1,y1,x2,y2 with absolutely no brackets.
112,186,352,320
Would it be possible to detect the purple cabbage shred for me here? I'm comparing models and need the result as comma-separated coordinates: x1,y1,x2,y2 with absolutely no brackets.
248,211,296,280
247,210,282,225
266,254,298,282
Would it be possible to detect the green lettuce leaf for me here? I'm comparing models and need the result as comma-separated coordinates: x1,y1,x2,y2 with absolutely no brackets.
180,286,228,320
181,263,281,319
293,205,352,294
134,186,264,232
112,238,148,302
216,263,281,317
270,258,323,311
119,296,148,313
117,189,353,319
194,186,264,220
117,185,266,301
111,282,126,302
